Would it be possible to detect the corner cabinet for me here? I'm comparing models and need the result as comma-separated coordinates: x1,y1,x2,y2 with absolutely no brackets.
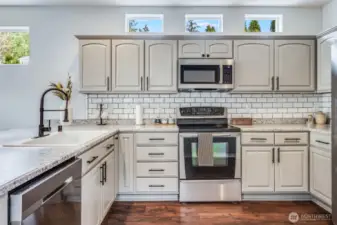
119,133,134,193
79,40,111,92
111,40,144,92
233,40,274,92
317,32,337,93
275,40,315,92
179,40,232,58
145,40,177,92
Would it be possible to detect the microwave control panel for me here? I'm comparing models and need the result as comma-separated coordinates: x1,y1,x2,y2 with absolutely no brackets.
223,65,233,84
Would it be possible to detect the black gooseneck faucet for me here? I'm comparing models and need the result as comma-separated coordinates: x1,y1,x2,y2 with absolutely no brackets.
38,88,69,137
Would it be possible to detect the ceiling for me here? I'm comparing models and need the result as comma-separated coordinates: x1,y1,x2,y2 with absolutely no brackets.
0,0,331,6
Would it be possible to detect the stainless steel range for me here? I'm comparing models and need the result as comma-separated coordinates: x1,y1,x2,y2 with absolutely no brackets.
177,107,242,202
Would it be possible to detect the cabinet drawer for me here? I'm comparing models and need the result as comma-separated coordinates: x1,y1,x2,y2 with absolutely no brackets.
136,178,178,193
136,133,178,145
79,136,115,175
275,132,308,145
136,162,178,177
311,132,331,150
241,133,274,145
136,146,178,161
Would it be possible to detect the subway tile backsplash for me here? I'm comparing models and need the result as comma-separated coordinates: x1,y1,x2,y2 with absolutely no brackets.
87,93,332,120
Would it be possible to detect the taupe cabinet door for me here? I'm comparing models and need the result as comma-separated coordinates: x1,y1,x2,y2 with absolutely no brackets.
80,40,111,92
119,133,134,193
242,146,275,192
274,146,308,192
317,33,336,93
275,40,315,92
233,40,274,92
145,40,177,92
178,40,205,58
111,40,144,92
205,40,233,58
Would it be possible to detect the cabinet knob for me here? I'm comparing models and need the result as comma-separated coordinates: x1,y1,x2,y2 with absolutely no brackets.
206,54,210,57
202,54,205,57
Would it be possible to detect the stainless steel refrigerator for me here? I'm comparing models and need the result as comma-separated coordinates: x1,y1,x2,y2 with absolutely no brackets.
332,43,337,224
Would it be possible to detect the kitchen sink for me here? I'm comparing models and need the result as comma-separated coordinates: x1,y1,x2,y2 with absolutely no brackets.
4,130,109,147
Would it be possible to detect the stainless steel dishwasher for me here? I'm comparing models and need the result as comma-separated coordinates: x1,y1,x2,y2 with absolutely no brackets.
9,158,82,225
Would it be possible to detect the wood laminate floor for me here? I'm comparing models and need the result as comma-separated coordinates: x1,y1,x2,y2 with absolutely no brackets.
101,201,333,225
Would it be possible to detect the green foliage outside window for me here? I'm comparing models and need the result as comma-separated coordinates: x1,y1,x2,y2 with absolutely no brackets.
0,32,30,64
129,20,150,32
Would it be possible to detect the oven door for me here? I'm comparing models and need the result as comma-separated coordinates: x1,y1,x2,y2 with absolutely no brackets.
178,59,223,89
179,133,241,180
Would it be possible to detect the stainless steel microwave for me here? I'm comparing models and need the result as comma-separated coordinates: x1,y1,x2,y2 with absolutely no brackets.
178,59,234,92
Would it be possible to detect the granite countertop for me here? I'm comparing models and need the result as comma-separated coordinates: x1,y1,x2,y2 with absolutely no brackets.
234,124,331,134
0,124,178,197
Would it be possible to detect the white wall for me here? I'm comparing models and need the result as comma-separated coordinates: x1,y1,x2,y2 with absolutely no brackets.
0,6,322,129
322,0,337,30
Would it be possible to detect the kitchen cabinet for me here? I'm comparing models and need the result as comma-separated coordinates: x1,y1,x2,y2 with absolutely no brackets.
242,146,275,192
275,146,308,192
114,135,119,197
310,146,332,205
101,151,115,217
0,195,7,225
82,162,101,225
275,40,315,92
233,40,274,92
111,40,144,92
145,40,177,92
179,40,232,58
82,150,116,225
79,40,111,92
119,133,134,193
317,32,337,93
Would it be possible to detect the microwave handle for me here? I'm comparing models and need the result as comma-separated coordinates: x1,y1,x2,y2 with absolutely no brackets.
219,65,223,84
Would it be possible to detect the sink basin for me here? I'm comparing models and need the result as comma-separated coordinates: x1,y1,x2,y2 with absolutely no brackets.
5,130,109,147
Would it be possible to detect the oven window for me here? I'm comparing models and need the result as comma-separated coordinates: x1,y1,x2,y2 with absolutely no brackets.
191,142,228,167
180,65,220,84
184,136,237,180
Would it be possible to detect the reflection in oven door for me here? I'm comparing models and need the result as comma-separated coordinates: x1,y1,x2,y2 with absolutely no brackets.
180,134,240,180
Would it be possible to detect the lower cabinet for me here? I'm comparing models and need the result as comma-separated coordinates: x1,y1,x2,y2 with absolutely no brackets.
82,151,115,225
119,133,134,193
310,146,332,205
275,146,308,192
242,146,308,193
0,195,7,225
242,146,275,192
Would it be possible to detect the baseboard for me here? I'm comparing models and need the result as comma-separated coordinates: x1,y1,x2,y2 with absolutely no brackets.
116,194,179,201
243,193,311,201
312,197,332,213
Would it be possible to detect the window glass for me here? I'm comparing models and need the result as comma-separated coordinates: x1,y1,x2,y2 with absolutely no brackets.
244,15,283,33
126,14,163,32
0,27,30,65
185,15,223,33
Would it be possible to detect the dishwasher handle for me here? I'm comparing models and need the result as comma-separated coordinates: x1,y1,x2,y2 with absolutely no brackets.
10,158,82,223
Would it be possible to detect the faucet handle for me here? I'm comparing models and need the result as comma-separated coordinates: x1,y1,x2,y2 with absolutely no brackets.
47,120,51,132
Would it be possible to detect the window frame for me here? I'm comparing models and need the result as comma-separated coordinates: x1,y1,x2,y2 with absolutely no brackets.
244,14,283,33
125,14,164,33
185,14,223,33
0,26,30,66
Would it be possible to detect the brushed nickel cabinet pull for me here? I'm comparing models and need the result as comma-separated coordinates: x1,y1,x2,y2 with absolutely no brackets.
87,156,98,164
106,144,114,150
149,169,165,172
277,147,280,163
276,77,280,90
251,138,267,141
272,148,275,164
107,77,110,91
100,165,104,185
147,77,149,91
149,185,165,188
149,138,165,141
148,153,164,156
141,77,143,90
271,77,275,90
316,140,329,145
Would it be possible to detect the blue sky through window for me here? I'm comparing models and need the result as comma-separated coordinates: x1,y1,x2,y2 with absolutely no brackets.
185,19,221,32
128,19,163,32
245,20,275,32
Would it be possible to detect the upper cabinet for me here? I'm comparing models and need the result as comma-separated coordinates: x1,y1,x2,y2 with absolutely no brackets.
317,32,337,93
145,40,177,92
111,40,144,92
233,40,274,92
275,40,315,92
179,40,232,58
79,40,111,92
